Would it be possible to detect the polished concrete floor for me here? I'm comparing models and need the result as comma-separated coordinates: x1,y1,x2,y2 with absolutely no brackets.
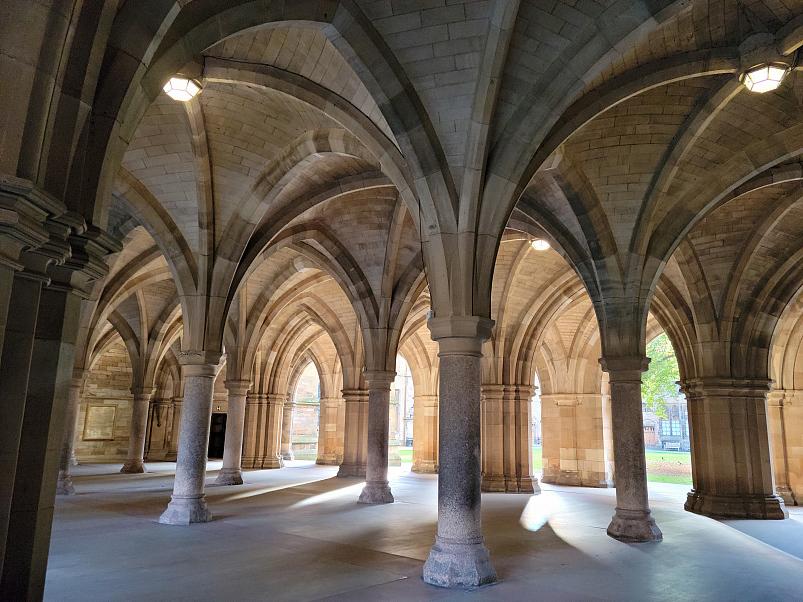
46,462,803,601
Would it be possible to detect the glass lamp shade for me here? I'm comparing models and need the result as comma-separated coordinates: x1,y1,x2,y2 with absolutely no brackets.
741,64,789,93
162,77,202,101
531,239,551,251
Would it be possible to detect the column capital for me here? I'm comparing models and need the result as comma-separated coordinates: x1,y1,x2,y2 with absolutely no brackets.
600,356,650,381
224,380,251,396
265,393,285,405
480,384,505,401
0,176,64,270
414,394,439,405
179,350,223,377
130,387,156,400
428,316,493,356
363,370,396,388
679,377,773,399
46,220,121,298
342,388,369,402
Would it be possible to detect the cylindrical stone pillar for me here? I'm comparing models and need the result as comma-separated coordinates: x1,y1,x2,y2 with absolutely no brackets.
359,371,396,504
120,387,155,474
423,317,496,588
601,357,662,542
56,371,87,495
215,380,251,485
280,400,295,461
159,354,221,525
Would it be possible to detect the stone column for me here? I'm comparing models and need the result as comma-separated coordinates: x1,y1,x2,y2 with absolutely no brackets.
412,394,438,473
540,392,614,487
316,397,342,465
337,389,369,477
0,267,47,585
601,357,662,542
241,392,261,469
120,387,155,473
682,377,787,519
280,400,296,461
423,317,496,588
215,380,250,485
56,370,88,494
264,394,285,468
480,384,506,491
509,385,538,493
167,396,182,461
159,353,221,525
767,390,800,505
359,371,396,504
2,235,114,597
481,385,538,493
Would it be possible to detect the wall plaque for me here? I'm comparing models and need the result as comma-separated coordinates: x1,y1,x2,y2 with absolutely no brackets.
83,405,117,440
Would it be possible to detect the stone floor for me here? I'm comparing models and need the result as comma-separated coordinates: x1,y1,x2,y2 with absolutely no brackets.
46,462,803,601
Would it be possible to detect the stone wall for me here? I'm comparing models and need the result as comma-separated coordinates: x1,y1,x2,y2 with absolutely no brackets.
75,341,133,462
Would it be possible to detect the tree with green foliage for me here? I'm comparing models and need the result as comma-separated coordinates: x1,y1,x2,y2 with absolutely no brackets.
642,333,680,419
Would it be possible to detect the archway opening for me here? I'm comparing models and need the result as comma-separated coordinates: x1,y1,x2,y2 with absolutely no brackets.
642,332,691,485
391,354,415,466
289,361,321,461
532,372,543,478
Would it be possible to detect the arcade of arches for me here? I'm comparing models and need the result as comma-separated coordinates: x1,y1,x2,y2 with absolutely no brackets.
1,1,803,598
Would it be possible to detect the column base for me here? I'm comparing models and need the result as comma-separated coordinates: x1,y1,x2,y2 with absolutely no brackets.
775,486,798,507
214,469,243,486
158,496,212,525
515,476,541,494
316,455,340,466
481,474,506,492
423,538,497,588
607,508,663,542
481,475,539,494
358,481,394,504
412,460,437,474
120,459,146,474
337,463,366,478
262,456,283,469
56,472,75,496
685,490,788,519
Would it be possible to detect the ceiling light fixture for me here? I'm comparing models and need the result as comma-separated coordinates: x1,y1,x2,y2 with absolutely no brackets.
162,76,202,101
740,63,790,93
531,239,551,251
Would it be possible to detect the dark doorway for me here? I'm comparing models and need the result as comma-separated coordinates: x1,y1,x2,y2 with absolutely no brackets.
208,413,227,459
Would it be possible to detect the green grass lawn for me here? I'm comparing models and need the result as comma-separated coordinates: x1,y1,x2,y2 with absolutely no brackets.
398,446,691,486
532,446,692,485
